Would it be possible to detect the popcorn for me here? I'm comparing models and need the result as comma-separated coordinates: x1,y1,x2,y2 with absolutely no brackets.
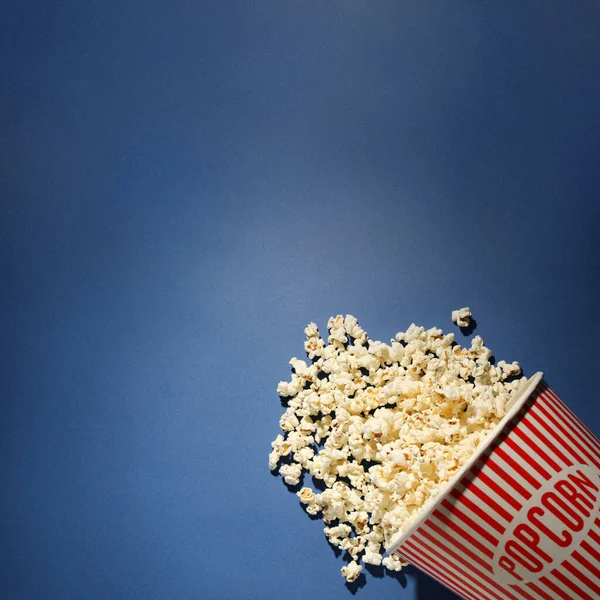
382,554,407,572
279,409,300,432
289,357,310,375
268,451,279,471
345,535,366,559
365,526,384,543
451,306,472,328
285,431,311,453
304,323,325,359
325,523,352,539
279,463,302,486
363,549,383,566
341,561,362,583
497,360,522,378
277,376,304,398
348,510,370,534
293,446,315,467
270,313,526,583
364,416,388,440
297,487,315,504
271,434,291,457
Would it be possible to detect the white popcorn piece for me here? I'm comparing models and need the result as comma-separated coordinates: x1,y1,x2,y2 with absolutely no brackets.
298,416,316,435
293,446,315,467
279,463,302,487
324,523,352,549
325,523,352,538
327,314,348,346
276,381,290,397
363,549,382,566
271,434,292,456
304,323,325,359
347,536,366,559
285,431,311,453
279,409,300,432
306,495,323,515
364,416,388,440
382,554,407,572
268,450,280,471
498,360,522,378
289,356,309,374
451,306,472,328
277,375,304,398
341,560,362,583
304,322,319,337
347,510,370,534
297,487,315,504
344,314,365,339
365,528,385,545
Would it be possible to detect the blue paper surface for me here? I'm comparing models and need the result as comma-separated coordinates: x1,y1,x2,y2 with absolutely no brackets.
2,2,600,599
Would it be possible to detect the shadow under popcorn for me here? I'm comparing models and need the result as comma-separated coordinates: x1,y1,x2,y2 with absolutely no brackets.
344,572,367,594
458,317,478,337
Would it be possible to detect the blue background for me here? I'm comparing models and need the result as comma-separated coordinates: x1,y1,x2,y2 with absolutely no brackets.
2,2,600,599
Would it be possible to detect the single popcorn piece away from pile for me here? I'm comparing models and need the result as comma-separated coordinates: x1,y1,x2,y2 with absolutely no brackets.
270,313,526,583
451,306,472,328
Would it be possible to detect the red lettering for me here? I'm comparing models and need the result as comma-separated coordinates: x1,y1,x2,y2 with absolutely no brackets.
498,555,523,581
555,479,593,516
569,469,600,501
528,506,572,547
505,540,544,572
542,490,584,531
513,523,552,563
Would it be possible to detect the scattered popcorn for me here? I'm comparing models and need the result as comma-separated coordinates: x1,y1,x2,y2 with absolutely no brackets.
497,360,522,378
382,553,407,572
270,313,526,582
268,450,279,471
279,463,302,487
363,549,382,566
451,306,472,328
297,487,315,505
341,560,362,583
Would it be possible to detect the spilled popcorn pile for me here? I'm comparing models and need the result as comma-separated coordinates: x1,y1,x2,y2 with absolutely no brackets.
269,311,526,583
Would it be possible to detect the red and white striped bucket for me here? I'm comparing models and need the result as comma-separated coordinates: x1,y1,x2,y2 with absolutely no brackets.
386,372,600,600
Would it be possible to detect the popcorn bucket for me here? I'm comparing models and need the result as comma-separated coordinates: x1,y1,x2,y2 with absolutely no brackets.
386,372,600,600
